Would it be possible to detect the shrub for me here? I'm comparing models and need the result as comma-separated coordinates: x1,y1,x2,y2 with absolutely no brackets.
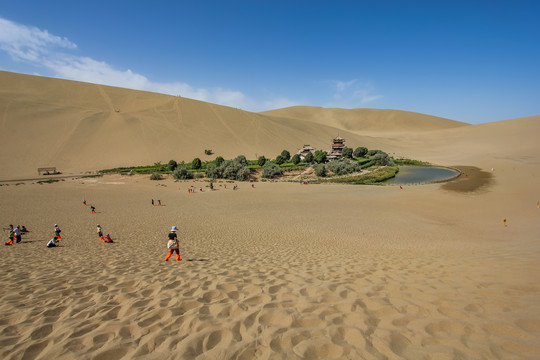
314,164,327,177
281,150,291,161
322,166,399,184
191,158,202,169
173,165,194,180
150,172,162,180
367,149,381,156
262,163,283,178
257,156,267,167
291,154,301,165
204,149,213,155
153,161,165,171
215,156,225,166
354,147,368,158
167,160,177,171
327,159,363,175
304,152,314,163
342,147,353,159
314,150,327,164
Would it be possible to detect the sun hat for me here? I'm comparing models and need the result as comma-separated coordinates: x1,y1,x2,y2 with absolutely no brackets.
171,226,179,232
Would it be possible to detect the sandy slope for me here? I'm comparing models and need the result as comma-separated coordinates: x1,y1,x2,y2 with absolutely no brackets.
1,71,539,359
1,71,368,179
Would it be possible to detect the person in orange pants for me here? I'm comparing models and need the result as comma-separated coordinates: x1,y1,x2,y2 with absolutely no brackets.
164,226,181,262
5,228,14,245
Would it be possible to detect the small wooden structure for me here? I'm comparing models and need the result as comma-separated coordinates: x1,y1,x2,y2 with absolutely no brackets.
296,144,316,160
37,167,59,175
327,135,346,160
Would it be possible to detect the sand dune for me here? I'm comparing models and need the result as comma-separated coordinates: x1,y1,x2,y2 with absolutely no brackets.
261,106,469,133
1,71,369,179
1,71,539,359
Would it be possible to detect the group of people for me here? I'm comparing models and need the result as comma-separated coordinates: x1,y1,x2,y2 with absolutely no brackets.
46,224,62,247
151,199,162,206
83,199,96,213
4,224,28,245
97,224,113,243
7,199,183,263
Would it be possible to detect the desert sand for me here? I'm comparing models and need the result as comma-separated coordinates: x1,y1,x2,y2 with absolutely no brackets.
1,72,539,359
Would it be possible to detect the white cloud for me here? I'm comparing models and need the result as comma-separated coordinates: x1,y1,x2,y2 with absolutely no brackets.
327,79,383,107
334,79,356,92
0,18,76,62
0,17,297,111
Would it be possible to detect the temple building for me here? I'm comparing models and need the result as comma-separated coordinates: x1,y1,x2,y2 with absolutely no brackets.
296,144,316,160
326,135,346,160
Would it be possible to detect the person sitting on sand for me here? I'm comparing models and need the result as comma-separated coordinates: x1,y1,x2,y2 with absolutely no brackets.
164,226,181,262
104,234,113,243
13,226,22,243
47,236,60,248
91,206,96,214
21,226,29,233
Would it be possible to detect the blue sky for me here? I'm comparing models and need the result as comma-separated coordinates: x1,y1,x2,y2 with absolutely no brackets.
1,1,539,124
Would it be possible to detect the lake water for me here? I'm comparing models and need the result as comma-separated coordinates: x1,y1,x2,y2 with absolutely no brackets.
385,166,460,185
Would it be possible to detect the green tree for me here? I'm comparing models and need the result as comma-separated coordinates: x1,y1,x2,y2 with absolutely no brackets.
371,152,394,166
304,152,314,163
281,150,291,161
314,150,327,164
191,157,202,169
215,156,224,166
291,154,301,165
235,155,248,166
262,163,283,178
342,147,353,159
236,166,251,181
314,164,327,177
353,147,368,158
205,164,220,179
173,165,194,180
167,160,177,171
257,156,267,167
275,155,286,165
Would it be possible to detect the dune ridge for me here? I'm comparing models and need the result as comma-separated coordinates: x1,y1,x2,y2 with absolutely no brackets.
260,106,469,133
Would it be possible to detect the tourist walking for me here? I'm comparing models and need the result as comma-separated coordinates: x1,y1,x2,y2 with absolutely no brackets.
91,206,96,214
5,227,14,245
97,224,103,240
164,226,181,262
54,224,62,238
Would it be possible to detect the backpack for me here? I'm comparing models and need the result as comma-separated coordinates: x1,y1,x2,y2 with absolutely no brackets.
167,240,178,249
